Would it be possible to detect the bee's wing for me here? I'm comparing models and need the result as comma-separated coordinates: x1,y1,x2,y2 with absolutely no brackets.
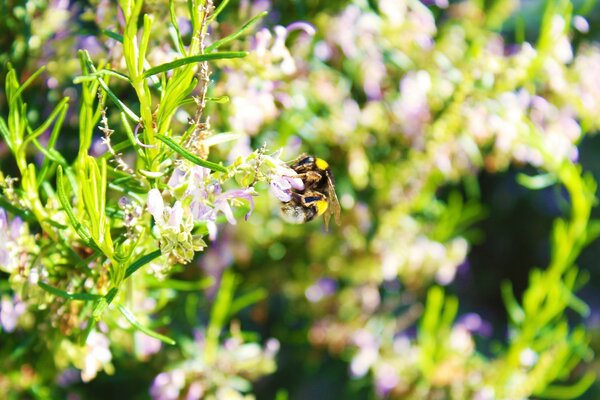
324,176,341,231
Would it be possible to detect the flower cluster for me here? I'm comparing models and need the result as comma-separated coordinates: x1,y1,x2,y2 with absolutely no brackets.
150,328,279,400
0,0,598,398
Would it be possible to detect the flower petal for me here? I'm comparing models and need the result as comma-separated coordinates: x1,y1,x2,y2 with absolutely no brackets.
147,189,164,221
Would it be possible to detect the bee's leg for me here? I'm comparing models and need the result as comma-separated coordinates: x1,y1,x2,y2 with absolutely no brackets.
287,171,322,188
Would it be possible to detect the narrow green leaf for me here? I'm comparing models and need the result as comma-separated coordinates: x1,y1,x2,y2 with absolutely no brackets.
156,134,227,172
139,14,154,76
538,371,595,399
34,140,68,180
168,0,186,54
125,249,162,278
501,281,525,324
119,112,147,160
143,52,248,78
0,195,34,221
56,166,95,246
13,66,46,100
91,287,119,321
23,98,69,147
206,11,267,52
103,29,124,43
117,304,176,345
73,69,131,84
567,291,590,317
148,277,214,291
80,51,140,122
96,76,140,122
38,282,102,301
0,117,12,148
228,288,268,317
180,96,230,107
517,172,557,190
207,95,230,104
205,269,237,363
203,133,241,147
209,0,231,22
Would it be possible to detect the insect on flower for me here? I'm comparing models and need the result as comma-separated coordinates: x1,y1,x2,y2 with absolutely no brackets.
279,154,341,230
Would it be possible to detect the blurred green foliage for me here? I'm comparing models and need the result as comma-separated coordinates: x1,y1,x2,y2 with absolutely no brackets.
1,0,600,399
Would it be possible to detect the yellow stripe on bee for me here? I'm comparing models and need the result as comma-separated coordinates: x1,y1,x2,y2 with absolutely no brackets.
316,200,329,216
315,158,329,170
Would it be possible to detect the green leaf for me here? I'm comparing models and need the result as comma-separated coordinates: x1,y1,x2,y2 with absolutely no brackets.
206,11,267,52
38,282,102,301
56,166,96,247
103,29,123,43
517,172,557,190
96,76,140,123
156,134,227,172
148,277,214,291
203,133,241,147
117,304,176,345
0,195,34,221
73,69,131,84
13,66,46,100
143,52,248,78
168,0,186,54
205,269,237,363
92,287,119,320
0,117,12,148
209,0,231,22
538,371,595,399
228,288,268,317
80,51,140,122
23,98,69,148
501,281,525,324
125,249,162,278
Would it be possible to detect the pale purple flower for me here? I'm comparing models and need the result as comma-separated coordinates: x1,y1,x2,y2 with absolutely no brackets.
163,166,256,240
270,166,304,202
0,208,25,274
286,21,316,37
305,278,338,302
574,15,589,33
78,36,104,56
393,71,432,145
150,370,186,400
374,362,400,396
81,331,112,382
134,331,162,359
56,368,81,387
147,189,185,229
147,189,165,222
217,189,256,222
350,329,379,377
457,313,492,337
0,295,26,332
186,382,204,400
167,166,187,188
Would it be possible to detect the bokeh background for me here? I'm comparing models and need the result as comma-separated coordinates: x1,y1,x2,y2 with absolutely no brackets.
2,0,600,398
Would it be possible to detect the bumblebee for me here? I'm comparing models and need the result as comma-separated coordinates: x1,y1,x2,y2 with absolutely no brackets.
280,154,341,230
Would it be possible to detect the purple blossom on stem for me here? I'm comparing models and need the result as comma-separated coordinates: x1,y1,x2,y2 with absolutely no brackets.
270,166,304,202
0,295,26,332
457,312,493,337
0,208,25,274
305,278,338,302
169,166,257,240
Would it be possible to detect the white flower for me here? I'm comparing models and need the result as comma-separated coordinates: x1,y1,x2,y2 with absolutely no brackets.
81,331,112,382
